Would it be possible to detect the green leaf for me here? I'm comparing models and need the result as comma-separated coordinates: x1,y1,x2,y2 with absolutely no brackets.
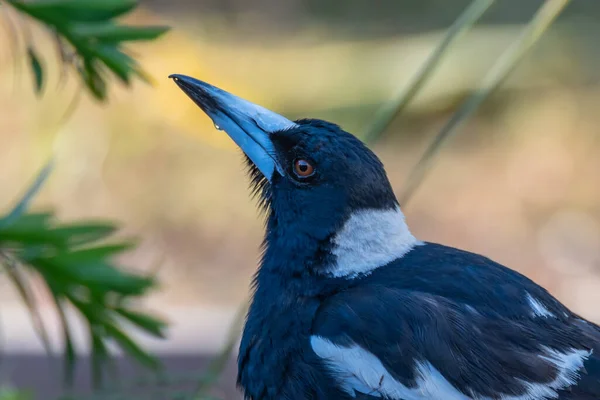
89,325,108,389
5,1,61,24
49,293,77,387
114,308,167,338
0,227,55,244
71,23,170,42
54,242,137,262
68,296,106,324
31,257,155,295
93,44,135,84
50,222,118,246
104,322,161,370
7,212,54,230
79,59,107,100
60,313,77,386
13,0,138,22
131,65,152,85
0,222,117,248
2,261,52,354
27,47,44,94
0,160,53,229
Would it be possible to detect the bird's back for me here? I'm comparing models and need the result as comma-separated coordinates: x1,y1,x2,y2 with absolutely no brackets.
360,242,574,319
309,242,600,400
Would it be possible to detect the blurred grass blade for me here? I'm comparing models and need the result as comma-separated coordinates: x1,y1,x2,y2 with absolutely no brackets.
54,32,70,90
58,81,84,125
399,0,572,206
1,5,22,93
194,304,248,398
0,160,53,229
363,0,495,143
26,47,43,94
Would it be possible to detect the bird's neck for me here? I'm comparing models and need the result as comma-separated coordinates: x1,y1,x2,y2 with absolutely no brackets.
325,205,421,278
257,205,420,294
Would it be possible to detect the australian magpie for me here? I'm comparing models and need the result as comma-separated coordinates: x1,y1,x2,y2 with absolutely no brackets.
170,74,600,400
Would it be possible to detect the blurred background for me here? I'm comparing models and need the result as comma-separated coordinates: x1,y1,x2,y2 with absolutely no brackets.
1,0,600,398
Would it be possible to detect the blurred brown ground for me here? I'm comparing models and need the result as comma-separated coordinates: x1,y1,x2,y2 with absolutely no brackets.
1,1,600,398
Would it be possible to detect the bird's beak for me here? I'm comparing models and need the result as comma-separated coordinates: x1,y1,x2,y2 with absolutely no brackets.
169,74,296,181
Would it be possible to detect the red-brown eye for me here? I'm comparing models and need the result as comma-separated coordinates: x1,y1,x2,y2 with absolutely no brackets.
293,159,315,178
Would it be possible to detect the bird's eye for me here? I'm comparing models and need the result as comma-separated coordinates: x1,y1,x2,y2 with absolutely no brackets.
293,159,315,178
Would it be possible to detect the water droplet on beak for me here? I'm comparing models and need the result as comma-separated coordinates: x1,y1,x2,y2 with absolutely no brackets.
214,123,222,131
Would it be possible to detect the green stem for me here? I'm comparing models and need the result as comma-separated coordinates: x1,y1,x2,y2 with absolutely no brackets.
363,0,495,144
398,0,572,207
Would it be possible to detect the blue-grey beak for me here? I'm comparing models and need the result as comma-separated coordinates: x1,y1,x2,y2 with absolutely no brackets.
169,74,296,181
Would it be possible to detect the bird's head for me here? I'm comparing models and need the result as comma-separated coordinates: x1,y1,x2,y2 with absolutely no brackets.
171,75,418,278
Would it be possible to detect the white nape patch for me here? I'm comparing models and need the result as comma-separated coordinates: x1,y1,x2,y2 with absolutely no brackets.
328,206,421,278
526,293,555,318
311,336,592,400
310,336,469,400
495,347,592,400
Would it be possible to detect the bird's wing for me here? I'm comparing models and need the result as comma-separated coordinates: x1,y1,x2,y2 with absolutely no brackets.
311,284,600,400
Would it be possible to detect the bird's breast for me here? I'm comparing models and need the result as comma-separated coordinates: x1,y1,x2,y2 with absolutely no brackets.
237,292,323,399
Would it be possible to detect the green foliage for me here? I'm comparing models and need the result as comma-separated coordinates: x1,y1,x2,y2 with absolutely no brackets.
0,163,167,389
0,1,175,398
4,0,170,100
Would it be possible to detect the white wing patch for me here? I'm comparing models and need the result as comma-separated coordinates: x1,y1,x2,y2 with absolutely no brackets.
494,347,591,400
526,293,556,318
327,206,421,279
310,336,591,400
310,336,469,399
